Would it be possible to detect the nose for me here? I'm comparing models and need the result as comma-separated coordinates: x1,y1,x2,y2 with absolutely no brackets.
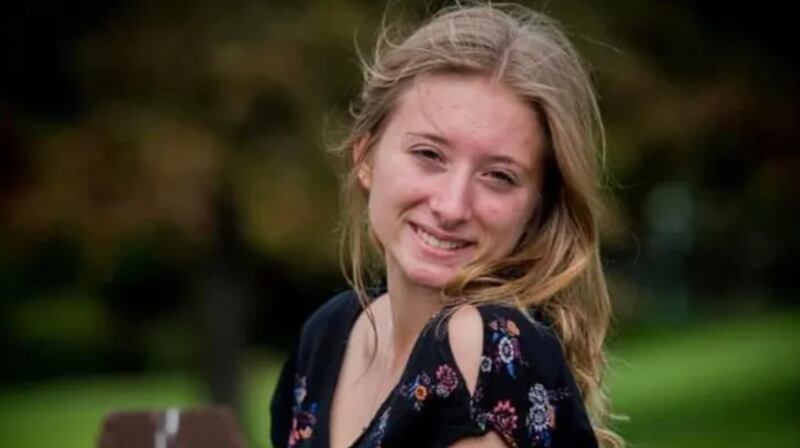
430,171,473,228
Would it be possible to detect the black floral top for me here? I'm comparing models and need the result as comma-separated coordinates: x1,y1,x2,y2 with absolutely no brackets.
270,290,598,448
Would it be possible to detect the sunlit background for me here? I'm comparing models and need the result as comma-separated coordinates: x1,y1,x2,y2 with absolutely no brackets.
1,0,798,447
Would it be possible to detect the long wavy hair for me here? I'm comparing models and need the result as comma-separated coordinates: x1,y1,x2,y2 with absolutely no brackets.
331,3,623,447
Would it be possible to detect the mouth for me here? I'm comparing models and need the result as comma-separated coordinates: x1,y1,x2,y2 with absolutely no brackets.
411,223,474,252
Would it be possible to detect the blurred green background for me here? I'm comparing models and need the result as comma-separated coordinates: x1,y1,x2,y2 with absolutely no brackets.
1,0,797,447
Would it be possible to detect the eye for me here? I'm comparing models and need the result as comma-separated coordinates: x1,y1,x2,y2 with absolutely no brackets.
485,170,518,186
411,147,443,163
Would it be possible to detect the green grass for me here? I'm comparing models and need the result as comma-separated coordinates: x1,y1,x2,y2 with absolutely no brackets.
607,312,800,447
1,312,798,447
0,371,204,447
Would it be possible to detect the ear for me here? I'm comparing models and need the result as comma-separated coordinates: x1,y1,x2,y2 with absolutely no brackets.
353,135,372,190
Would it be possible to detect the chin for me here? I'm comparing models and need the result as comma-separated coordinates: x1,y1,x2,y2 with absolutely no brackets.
404,265,459,290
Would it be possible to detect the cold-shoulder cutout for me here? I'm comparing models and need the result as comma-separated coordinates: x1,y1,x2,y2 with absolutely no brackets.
446,304,484,396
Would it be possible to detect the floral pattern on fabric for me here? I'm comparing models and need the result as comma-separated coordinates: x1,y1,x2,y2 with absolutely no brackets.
471,382,570,447
470,315,574,447
288,375,318,447
403,371,432,411
484,317,527,378
402,363,461,410
472,394,520,446
434,364,460,397
363,406,391,448
526,383,570,447
489,400,519,435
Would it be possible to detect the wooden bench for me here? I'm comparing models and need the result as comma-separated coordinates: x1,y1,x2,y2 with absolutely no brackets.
98,407,246,448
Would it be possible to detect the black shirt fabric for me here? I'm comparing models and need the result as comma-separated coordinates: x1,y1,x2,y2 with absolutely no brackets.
270,290,598,448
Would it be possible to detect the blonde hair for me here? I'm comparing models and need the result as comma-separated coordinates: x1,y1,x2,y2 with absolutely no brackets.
332,3,623,447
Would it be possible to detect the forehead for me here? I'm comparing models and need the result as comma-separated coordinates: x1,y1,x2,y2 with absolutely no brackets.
384,72,544,161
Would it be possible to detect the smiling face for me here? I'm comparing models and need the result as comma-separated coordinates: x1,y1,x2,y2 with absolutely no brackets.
358,72,546,291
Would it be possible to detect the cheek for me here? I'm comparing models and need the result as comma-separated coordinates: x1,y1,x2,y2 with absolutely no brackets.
371,160,430,205
371,178,425,211
367,171,428,236
481,196,537,242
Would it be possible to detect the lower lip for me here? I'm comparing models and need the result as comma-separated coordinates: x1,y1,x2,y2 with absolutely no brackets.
410,224,472,257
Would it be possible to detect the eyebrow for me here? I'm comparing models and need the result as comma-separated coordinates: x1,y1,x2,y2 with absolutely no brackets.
404,131,534,173
404,131,450,147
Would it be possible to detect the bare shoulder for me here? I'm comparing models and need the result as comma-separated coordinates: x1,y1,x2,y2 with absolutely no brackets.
446,304,484,396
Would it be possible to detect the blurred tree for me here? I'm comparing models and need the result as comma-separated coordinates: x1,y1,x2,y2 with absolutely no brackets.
0,0,797,394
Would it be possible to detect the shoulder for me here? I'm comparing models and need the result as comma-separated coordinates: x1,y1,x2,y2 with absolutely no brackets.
443,303,598,447
447,305,484,395
447,303,564,388
477,304,565,381
301,289,358,329
296,289,359,355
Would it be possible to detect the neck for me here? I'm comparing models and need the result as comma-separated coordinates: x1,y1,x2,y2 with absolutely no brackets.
382,262,443,369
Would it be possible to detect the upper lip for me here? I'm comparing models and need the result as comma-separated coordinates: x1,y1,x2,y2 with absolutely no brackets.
411,222,475,245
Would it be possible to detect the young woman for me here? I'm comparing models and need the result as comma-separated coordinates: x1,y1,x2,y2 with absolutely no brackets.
271,4,623,447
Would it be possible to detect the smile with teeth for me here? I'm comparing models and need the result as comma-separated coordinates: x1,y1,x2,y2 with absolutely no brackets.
415,225,471,251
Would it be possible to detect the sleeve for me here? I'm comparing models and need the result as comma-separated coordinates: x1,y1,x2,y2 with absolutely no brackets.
269,291,356,448
470,306,598,448
269,347,298,448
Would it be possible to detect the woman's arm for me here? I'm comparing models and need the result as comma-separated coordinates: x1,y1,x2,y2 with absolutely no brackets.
450,430,508,448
